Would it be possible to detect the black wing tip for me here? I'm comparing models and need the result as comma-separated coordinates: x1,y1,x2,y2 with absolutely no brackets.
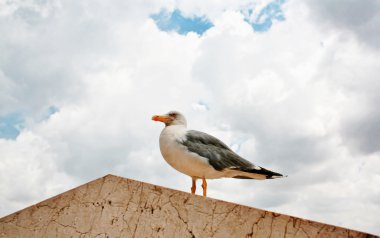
232,166,287,179
265,169,288,179
266,174,288,179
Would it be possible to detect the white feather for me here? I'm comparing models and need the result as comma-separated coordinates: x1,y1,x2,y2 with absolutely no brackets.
159,125,224,179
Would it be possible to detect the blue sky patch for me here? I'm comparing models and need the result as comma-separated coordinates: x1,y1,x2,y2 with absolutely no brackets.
39,105,60,122
151,9,213,35
0,106,59,140
0,112,24,140
243,0,286,32
192,101,210,111
47,105,59,117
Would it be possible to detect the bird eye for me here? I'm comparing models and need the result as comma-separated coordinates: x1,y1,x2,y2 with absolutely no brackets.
169,112,177,117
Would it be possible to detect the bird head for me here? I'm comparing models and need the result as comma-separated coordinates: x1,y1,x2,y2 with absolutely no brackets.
152,111,187,127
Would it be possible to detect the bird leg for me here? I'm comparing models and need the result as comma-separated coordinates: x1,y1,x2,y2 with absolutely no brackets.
202,178,207,197
191,177,196,194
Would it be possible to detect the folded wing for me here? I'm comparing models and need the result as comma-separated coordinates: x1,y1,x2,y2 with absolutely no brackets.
179,130,284,179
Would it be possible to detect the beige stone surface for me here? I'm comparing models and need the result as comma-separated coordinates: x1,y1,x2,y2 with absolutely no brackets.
0,174,377,238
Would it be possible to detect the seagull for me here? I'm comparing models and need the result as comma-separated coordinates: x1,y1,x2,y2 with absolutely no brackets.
152,110,286,197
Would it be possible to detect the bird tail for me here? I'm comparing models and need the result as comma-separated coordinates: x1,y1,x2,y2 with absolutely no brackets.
230,166,287,180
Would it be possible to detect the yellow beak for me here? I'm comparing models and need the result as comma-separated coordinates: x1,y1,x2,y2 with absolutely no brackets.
152,115,172,123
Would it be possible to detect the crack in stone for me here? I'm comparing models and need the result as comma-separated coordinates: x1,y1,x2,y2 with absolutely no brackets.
52,220,86,236
210,202,217,237
169,196,193,238
268,212,274,238
131,183,145,238
294,219,307,238
215,205,238,229
35,203,56,210
104,177,124,201
316,224,325,238
299,225,311,238
246,211,266,238
283,216,291,238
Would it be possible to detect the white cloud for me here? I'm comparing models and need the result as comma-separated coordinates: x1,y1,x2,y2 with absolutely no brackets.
0,0,379,235
0,131,78,216
305,0,380,49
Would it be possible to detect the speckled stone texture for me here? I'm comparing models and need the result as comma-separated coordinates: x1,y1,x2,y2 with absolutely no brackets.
0,174,377,238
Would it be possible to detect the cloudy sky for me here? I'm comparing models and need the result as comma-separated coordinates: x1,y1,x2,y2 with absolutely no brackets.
1,0,380,235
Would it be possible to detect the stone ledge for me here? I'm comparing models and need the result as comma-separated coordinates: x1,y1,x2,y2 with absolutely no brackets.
0,174,377,238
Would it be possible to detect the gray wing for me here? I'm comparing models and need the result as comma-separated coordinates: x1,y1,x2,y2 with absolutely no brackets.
179,130,284,178
180,130,254,170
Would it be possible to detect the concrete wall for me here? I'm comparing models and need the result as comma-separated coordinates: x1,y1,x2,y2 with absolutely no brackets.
0,174,376,238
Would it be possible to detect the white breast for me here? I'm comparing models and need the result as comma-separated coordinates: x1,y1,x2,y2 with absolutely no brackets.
159,125,222,179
